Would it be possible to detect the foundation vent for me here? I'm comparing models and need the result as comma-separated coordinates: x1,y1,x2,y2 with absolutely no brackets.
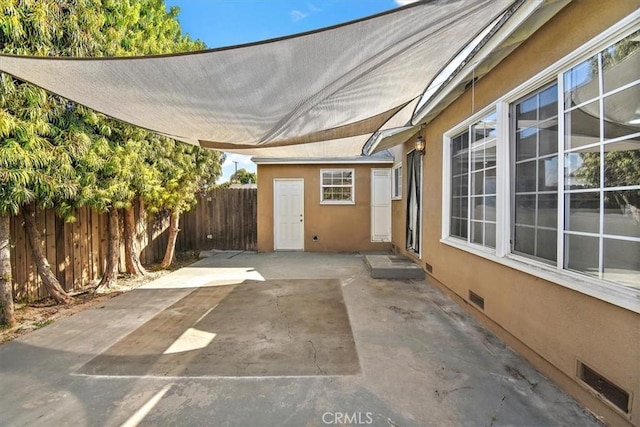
468,290,484,310
578,361,630,414
424,262,433,274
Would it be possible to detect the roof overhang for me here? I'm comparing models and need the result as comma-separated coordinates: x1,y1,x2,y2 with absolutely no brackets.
253,154,394,165
363,0,571,155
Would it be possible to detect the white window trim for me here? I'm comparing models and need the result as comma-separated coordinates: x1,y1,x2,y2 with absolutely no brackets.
440,13,640,314
320,168,355,205
392,163,402,200
442,105,499,253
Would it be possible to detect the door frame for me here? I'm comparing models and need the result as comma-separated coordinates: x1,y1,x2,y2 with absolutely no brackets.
273,178,305,251
370,168,392,242
406,149,423,258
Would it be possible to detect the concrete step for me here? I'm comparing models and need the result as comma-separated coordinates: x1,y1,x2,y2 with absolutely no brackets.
363,254,425,280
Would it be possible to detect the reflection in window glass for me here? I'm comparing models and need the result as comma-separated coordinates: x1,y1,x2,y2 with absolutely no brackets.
603,238,640,286
564,100,600,149
564,56,599,109
565,150,600,190
450,112,496,247
603,86,640,139
451,132,469,240
603,142,640,187
512,85,558,263
562,34,640,288
565,234,599,278
603,190,640,238
565,192,600,234
602,29,640,93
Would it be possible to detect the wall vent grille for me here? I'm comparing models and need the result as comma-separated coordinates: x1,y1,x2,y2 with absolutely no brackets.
578,361,630,414
468,290,484,310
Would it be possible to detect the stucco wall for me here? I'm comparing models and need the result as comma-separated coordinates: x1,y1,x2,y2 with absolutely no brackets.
395,1,640,425
257,163,393,253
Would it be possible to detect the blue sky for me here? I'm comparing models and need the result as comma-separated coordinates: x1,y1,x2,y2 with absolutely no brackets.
164,0,417,182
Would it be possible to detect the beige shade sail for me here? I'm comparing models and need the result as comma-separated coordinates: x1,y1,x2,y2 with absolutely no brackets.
0,0,516,156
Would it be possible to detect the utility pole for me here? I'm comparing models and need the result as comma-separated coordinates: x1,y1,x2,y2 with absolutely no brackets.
232,161,239,183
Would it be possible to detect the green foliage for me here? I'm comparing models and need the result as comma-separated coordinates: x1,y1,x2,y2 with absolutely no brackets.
230,168,257,184
0,0,220,220
145,138,224,216
574,150,640,218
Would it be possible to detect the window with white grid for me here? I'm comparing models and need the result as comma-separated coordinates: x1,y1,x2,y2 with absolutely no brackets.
320,169,355,204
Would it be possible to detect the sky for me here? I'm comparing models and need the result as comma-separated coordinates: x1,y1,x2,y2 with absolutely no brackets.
164,0,418,183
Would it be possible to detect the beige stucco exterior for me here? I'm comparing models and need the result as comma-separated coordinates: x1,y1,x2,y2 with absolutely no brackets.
257,163,393,253
392,2,640,426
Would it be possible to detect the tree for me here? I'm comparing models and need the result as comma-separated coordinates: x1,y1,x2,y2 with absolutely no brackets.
0,0,216,320
230,168,257,184
574,151,640,223
144,139,222,268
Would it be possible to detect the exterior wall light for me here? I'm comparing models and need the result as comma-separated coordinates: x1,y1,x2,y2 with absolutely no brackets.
415,134,426,155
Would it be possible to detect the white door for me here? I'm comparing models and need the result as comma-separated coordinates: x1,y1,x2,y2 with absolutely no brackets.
274,179,304,251
371,169,392,242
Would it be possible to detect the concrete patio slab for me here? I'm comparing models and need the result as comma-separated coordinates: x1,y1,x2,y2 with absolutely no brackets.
0,252,600,427
79,279,359,377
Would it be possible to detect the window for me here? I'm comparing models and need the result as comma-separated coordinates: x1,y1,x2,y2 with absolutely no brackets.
392,164,402,199
442,24,640,308
512,84,559,263
449,111,497,249
320,169,355,204
560,31,640,287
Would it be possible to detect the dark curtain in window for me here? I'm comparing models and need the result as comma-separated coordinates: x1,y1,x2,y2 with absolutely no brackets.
406,150,421,253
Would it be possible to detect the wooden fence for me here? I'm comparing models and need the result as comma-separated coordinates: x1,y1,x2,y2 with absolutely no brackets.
177,188,257,252
8,188,257,301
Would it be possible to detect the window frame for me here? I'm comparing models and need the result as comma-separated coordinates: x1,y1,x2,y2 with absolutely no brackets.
392,163,402,200
440,13,640,314
319,168,356,205
510,82,560,265
443,106,502,255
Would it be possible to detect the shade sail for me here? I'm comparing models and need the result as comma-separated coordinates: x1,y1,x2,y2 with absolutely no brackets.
0,0,515,156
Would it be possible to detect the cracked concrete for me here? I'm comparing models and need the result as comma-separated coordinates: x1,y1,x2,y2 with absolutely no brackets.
0,252,601,426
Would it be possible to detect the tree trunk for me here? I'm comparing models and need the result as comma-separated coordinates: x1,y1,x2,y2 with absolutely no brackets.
0,215,16,327
160,210,180,268
22,204,72,304
123,202,146,277
98,208,120,289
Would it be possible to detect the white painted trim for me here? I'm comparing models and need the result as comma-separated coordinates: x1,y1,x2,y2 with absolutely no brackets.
391,163,402,200
556,74,566,270
370,168,392,242
495,101,510,258
442,107,498,253
441,136,452,242
253,158,393,165
440,236,640,314
497,11,640,106
319,168,356,205
414,0,554,123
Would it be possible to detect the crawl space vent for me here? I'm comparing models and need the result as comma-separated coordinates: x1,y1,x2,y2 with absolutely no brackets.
578,361,630,414
468,290,484,310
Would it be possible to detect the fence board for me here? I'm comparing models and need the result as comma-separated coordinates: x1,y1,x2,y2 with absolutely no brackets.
9,188,257,301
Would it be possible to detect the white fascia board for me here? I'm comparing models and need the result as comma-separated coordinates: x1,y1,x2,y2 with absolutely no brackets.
413,0,570,125
252,157,393,165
